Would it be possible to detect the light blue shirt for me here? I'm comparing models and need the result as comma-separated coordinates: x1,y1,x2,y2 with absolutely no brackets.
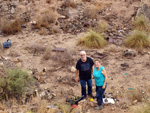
93,66,105,86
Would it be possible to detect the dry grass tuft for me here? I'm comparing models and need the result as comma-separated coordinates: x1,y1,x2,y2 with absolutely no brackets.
83,5,99,19
33,8,57,29
37,100,58,113
52,51,73,66
82,0,91,2
46,0,51,4
39,28,47,35
133,15,150,31
43,47,51,60
94,21,108,33
124,30,150,49
132,102,150,113
59,103,72,113
26,44,46,54
61,0,77,8
128,89,146,102
0,18,24,35
78,29,107,48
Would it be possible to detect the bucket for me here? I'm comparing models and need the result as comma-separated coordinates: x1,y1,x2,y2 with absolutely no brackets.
3,39,11,48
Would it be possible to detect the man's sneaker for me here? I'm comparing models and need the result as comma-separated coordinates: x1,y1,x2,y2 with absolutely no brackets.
94,105,103,110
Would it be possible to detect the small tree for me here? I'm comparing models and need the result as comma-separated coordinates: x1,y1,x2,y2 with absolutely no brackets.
0,68,34,101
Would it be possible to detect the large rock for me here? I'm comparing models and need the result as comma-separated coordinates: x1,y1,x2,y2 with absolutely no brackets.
136,3,150,20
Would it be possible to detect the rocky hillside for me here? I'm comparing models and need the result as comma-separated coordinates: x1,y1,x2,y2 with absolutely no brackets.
0,0,150,113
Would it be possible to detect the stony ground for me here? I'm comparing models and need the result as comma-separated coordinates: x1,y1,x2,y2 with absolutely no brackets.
0,0,150,113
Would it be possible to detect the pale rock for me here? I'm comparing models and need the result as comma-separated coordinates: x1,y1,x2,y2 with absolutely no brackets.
71,66,76,72
132,100,138,105
11,7,15,13
16,62,22,67
0,62,4,66
30,21,37,25
27,70,32,75
52,93,56,97
111,107,115,111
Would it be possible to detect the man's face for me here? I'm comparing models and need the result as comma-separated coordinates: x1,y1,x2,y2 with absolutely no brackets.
80,53,86,61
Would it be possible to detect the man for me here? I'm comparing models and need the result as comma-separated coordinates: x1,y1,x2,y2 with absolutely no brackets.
75,51,94,98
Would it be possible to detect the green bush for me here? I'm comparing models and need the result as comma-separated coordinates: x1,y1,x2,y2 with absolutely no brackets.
78,30,107,48
124,30,150,49
0,68,34,100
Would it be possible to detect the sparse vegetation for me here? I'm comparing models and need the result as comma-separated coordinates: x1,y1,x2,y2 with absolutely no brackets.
43,47,51,60
59,103,72,113
94,21,108,33
140,103,150,113
0,68,34,101
133,15,150,31
82,0,91,2
83,5,99,19
52,51,73,66
124,30,150,49
0,18,24,35
132,102,150,113
46,0,51,4
61,0,77,8
33,8,57,30
128,89,146,102
78,30,107,48
37,100,57,113
39,28,47,35
26,44,46,54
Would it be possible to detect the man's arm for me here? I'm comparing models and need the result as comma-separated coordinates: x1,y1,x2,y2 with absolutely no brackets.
92,65,94,74
75,69,79,82
92,65,94,79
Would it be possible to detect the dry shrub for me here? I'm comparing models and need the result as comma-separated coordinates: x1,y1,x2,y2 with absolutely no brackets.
43,47,51,60
39,28,47,35
93,1,104,10
83,5,99,19
33,8,57,29
59,103,72,113
82,0,91,2
134,15,150,31
46,0,51,4
52,51,73,66
124,30,150,50
8,50,20,57
132,102,150,113
26,44,46,54
0,43,4,55
128,89,145,102
61,0,77,8
94,21,108,33
0,18,24,35
37,100,58,113
78,29,107,48
139,103,150,113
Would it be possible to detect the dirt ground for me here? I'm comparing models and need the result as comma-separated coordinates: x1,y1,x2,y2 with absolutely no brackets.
0,0,150,113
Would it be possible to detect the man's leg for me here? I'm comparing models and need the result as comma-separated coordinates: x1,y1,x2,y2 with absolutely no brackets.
87,79,92,95
80,80,87,97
